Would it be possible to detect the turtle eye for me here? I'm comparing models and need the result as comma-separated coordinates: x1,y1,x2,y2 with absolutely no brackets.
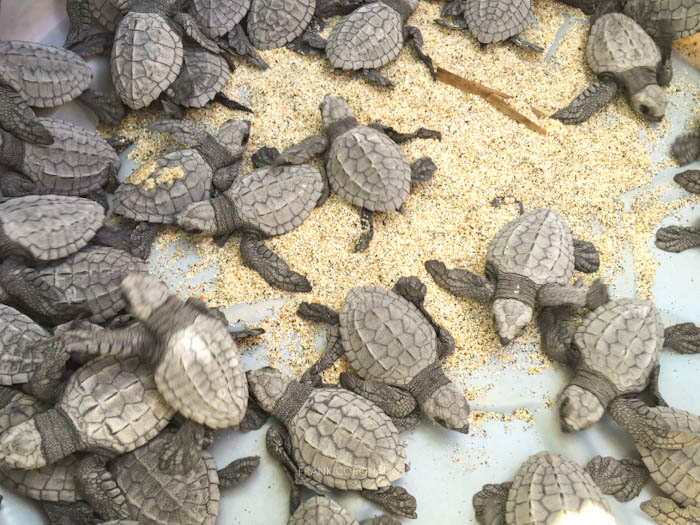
639,105,650,115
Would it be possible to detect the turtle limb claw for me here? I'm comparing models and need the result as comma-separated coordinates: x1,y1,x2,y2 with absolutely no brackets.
368,123,441,144
434,18,468,30
221,25,269,69
656,226,700,253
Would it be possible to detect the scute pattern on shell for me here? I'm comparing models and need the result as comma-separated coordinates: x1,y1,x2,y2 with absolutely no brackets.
505,452,615,525
190,0,250,37
247,0,315,50
0,389,46,431
587,14,661,75
625,0,700,39
88,0,123,31
287,496,357,525
487,208,575,285
325,3,404,70
33,246,148,324
22,118,119,195
114,150,213,224
227,164,323,237
112,12,184,110
327,126,410,211
58,355,175,454
165,48,229,108
289,388,407,491
0,456,81,503
113,433,220,525
574,298,664,393
340,286,437,387
465,0,531,43
0,304,50,385
0,41,91,107
0,195,104,262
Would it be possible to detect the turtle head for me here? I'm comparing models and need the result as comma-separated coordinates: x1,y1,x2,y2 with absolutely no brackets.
492,298,533,346
423,382,470,434
320,94,356,130
246,367,292,413
175,200,218,235
0,417,49,470
559,385,605,432
216,119,251,159
121,273,171,321
631,85,667,122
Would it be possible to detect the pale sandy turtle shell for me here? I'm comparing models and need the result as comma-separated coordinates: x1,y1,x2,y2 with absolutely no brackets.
487,208,575,285
326,3,404,70
624,0,700,39
587,13,661,76
247,0,316,50
19,118,119,196
0,195,104,262
111,11,184,109
0,456,82,503
506,452,616,524
0,41,92,108
165,48,229,108
339,286,437,387
573,298,664,395
226,164,323,236
0,304,50,385
465,0,532,44
88,0,123,31
326,126,410,212
114,149,213,224
111,432,220,525
289,388,407,491
288,496,357,525
0,388,47,432
34,246,148,323
189,0,251,38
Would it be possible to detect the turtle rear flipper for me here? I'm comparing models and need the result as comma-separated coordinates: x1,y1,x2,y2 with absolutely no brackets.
76,455,131,521
299,323,344,386
219,25,270,69
664,323,700,354
404,25,436,78
672,132,700,166
641,496,700,524
656,225,700,253
217,456,260,489
424,260,495,304
65,0,92,48
584,455,649,502
361,68,395,88
158,420,210,475
473,482,511,525
0,86,53,145
362,486,417,519
553,78,618,124
240,231,312,292
410,157,436,184
368,123,442,144
675,170,700,194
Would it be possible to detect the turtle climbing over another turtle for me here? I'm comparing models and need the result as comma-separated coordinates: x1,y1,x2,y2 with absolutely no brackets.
425,208,601,346
288,495,400,525
656,170,700,254
0,355,175,470
247,0,316,50
436,0,543,52
553,13,673,124
297,276,470,434
248,367,417,518
472,451,618,525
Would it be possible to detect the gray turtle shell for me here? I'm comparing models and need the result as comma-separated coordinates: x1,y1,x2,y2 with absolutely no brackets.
190,0,251,38
88,0,123,31
574,298,664,396
247,0,315,49
112,11,184,109
0,304,50,386
227,164,323,237
0,195,104,262
0,41,92,108
165,47,229,108
506,452,616,525
20,118,120,196
0,456,82,503
34,246,148,323
465,0,532,44
588,14,661,76
114,149,213,224
326,3,404,70
289,388,407,491
326,125,410,212
624,0,700,39
288,496,357,525
0,388,47,432
339,286,437,387
487,208,575,286
111,432,220,525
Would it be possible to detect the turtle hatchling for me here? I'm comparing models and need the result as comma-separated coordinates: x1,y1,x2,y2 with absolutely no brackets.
553,13,672,124
0,355,175,470
656,170,700,253
288,495,400,525
599,0,700,40
247,0,315,50
472,451,617,525
297,276,470,434
248,367,417,518
426,208,601,346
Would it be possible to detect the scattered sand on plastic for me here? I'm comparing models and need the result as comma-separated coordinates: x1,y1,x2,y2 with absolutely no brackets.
101,0,700,428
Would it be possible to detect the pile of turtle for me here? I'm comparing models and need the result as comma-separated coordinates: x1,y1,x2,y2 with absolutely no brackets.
1,0,700,524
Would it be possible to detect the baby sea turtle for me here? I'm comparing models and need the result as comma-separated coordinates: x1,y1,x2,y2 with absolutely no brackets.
473,451,617,525
248,367,416,518
75,430,259,524
656,170,700,253
288,495,400,525
297,276,470,434
597,0,700,39
426,208,601,346
189,0,251,38
247,0,315,50
0,355,175,470
0,40,122,144
436,0,543,52
272,94,440,251
553,13,672,124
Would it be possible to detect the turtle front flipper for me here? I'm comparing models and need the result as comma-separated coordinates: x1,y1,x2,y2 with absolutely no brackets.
296,302,344,385
65,0,92,48
508,35,544,52
361,68,395,88
92,221,159,261
367,123,442,144
664,323,700,354
218,25,270,69
171,12,221,54
287,25,327,56
573,238,601,273
675,170,700,194
650,19,674,87
21,337,70,404
537,306,578,365
656,225,700,253
217,456,260,489
274,135,329,166
672,132,700,166
584,455,649,502
404,25,436,78
537,281,588,308
340,372,418,418
0,171,38,199
75,455,131,522
158,421,211,474
68,32,115,58
78,89,125,127
214,93,253,113
552,77,618,124
0,85,53,145
472,482,511,525
234,393,269,431
42,500,102,525
641,496,700,524
362,486,417,519
424,260,495,304
240,231,312,292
